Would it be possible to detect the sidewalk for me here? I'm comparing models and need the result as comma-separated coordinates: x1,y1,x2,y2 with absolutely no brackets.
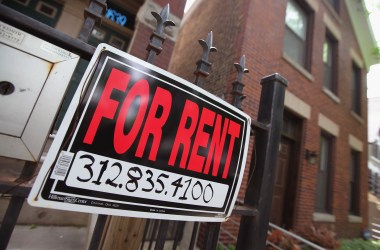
6,225,87,250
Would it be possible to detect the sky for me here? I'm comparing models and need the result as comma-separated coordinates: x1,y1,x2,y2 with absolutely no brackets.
365,0,380,99
184,0,195,12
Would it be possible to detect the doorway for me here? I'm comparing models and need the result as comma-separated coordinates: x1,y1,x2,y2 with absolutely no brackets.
270,111,302,229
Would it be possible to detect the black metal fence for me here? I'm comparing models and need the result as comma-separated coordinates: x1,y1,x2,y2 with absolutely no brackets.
0,1,287,249
369,170,380,197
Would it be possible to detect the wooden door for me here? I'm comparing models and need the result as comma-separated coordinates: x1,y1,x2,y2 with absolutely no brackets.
270,138,292,226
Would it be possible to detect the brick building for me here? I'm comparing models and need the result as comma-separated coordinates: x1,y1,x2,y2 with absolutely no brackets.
1,0,378,247
170,0,378,240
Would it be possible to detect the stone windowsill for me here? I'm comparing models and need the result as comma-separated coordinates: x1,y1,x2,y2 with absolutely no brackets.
322,0,343,24
348,215,363,223
350,111,364,124
313,212,336,222
322,87,341,104
282,53,315,82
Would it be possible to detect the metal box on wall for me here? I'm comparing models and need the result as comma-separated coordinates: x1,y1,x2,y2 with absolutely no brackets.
0,21,79,162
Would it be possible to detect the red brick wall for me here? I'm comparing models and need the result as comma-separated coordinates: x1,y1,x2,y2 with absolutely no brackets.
170,0,369,241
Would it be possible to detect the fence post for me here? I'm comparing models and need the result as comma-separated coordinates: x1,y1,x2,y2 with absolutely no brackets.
190,31,222,250
146,4,175,63
0,161,37,250
236,73,288,250
193,31,217,88
91,4,176,250
78,0,107,42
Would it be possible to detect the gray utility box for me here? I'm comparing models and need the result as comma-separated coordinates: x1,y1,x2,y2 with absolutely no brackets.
0,21,79,162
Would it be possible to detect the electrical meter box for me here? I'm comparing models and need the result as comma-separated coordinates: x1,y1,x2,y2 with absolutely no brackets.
0,21,79,162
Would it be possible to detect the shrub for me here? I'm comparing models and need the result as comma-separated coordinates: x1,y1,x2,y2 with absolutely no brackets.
339,239,380,250
267,229,302,250
298,225,340,249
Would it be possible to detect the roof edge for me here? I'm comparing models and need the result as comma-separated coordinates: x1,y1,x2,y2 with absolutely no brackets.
345,0,379,71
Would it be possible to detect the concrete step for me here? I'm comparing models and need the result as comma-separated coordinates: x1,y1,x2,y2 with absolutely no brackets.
7,225,87,250
0,197,89,226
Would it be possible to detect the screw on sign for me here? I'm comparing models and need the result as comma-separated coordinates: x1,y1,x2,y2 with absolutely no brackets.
0,81,15,95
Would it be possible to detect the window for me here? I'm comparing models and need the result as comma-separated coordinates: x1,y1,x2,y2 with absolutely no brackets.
284,0,310,68
35,1,57,18
352,62,361,115
373,140,380,159
323,33,337,93
91,28,106,41
315,133,333,213
349,150,360,215
109,35,126,50
12,0,30,6
327,0,339,13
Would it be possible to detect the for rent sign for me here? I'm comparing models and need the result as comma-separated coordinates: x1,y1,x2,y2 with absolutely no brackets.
28,44,251,221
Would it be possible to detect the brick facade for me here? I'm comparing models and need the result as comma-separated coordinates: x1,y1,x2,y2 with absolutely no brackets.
2,0,373,244
170,0,371,240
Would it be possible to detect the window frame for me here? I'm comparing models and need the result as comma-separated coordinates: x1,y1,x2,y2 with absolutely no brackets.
315,132,334,213
12,0,31,6
351,62,361,115
283,0,313,71
326,0,340,13
35,1,58,19
323,31,338,94
349,149,360,215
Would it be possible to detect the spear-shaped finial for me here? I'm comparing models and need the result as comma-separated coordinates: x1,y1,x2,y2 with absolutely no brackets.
152,4,175,35
231,55,249,110
146,4,176,63
194,31,217,87
199,31,217,61
234,55,249,82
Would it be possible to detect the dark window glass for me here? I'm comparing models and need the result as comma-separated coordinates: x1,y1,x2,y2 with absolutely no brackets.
323,33,337,93
38,3,55,17
13,0,30,6
284,0,309,68
315,133,333,212
352,63,361,115
349,150,360,215
2,0,63,27
327,0,339,13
